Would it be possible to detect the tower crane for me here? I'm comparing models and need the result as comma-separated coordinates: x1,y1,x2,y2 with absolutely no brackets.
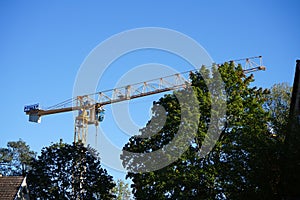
24,56,265,146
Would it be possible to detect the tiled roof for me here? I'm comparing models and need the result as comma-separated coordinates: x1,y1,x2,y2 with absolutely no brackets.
0,176,24,200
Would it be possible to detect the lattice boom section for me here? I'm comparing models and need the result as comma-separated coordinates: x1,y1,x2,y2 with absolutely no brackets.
95,72,191,106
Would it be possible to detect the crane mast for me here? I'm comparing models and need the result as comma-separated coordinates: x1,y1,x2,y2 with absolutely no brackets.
24,56,266,145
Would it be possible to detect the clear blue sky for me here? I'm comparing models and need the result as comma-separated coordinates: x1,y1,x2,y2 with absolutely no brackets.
0,1,299,180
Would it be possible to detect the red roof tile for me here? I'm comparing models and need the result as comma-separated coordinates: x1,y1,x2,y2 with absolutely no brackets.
0,176,24,200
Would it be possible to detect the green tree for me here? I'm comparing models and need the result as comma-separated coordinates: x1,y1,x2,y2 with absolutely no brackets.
121,62,277,199
211,64,276,199
112,179,132,200
27,141,115,200
263,83,293,197
264,83,292,140
0,139,36,176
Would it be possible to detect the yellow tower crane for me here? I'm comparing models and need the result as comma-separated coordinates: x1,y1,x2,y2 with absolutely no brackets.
24,56,265,146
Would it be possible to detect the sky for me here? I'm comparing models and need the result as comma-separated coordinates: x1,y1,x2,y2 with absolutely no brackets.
0,1,299,181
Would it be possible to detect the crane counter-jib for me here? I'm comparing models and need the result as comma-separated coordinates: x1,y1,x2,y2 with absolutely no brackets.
25,106,78,116
25,106,90,123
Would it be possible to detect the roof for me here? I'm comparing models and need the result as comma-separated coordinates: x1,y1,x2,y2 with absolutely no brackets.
290,60,300,118
0,176,24,200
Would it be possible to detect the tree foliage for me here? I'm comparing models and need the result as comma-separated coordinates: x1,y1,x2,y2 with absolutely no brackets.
112,179,132,200
0,139,36,176
263,82,297,197
121,62,281,199
264,82,292,140
27,141,115,200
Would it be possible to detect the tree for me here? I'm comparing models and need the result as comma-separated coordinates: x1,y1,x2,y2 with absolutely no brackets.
264,83,292,140
263,83,293,197
121,62,278,199
0,139,36,176
268,81,300,198
27,141,115,200
112,179,132,200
